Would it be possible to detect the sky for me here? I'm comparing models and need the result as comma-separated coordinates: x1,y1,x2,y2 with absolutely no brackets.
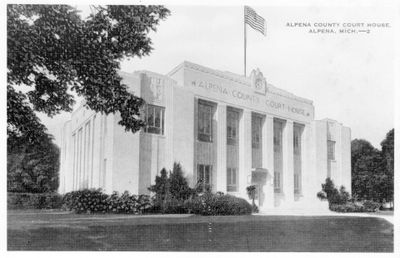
37,3,396,149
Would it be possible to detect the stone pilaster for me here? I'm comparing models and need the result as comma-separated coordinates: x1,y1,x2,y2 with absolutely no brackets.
239,109,252,198
216,103,227,192
261,115,275,210
282,120,294,206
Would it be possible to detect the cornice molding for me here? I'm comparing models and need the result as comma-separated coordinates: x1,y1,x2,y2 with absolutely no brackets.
180,61,313,105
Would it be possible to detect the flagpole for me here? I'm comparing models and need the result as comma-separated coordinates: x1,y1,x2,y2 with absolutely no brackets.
244,7,247,77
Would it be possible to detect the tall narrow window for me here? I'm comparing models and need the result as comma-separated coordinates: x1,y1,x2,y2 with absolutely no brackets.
227,168,238,192
78,128,83,189
327,140,335,160
102,158,107,189
90,115,96,188
72,133,76,190
293,124,303,195
145,104,165,135
198,101,213,142
252,114,262,149
252,113,263,168
85,121,91,188
227,109,239,145
197,164,212,191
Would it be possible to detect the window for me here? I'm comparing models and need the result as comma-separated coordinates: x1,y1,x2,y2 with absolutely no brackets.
273,121,283,153
227,168,238,192
293,124,303,195
145,104,165,135
72,133,76,190
274,171,281,193
198,101,213,142
252,115,262,149
197,164,212,191
327,140,335,160
227,109,239,145
293,132,300,154
102,158,107,189
294,174,301,194
78,128,83,189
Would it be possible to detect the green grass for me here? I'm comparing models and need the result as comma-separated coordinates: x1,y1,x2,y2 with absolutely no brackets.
7,210,393,251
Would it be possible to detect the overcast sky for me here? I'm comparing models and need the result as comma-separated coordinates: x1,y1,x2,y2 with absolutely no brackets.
38,3,396,148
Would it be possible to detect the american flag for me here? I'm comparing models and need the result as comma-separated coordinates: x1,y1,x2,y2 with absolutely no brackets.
244,6,266,36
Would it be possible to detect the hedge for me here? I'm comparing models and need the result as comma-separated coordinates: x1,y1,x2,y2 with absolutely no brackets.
62,189,152,214
184,193,253,215
7,192,63,209
330,200,381,213
8,189,255,216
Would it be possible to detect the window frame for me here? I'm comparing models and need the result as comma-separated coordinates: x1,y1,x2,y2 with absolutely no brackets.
252,114,262,149
294,173,301,194
227,108,239,145
227,167,238,192
327,140,336,160
198,101,213,142
197,164,212,191
144,104,165,135
274,171,281,193
293,124,303,195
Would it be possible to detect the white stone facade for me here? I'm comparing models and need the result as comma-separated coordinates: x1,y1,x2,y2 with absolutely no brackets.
59,61,351,212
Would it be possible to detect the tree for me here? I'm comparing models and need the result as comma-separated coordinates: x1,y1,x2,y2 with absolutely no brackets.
351,139,382,200
7,5,170,144
380,129,394,206
317,178,349,206
168,163,193,200
351,132,394,204
7,136,60,193
148,168,169,200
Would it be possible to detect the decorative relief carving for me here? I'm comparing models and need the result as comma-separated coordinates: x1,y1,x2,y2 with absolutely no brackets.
250,68,268,95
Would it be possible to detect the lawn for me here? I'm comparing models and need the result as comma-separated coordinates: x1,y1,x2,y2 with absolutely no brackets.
7,210,393,252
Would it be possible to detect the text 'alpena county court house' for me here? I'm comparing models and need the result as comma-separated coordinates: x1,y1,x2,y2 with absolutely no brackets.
59,61,351,211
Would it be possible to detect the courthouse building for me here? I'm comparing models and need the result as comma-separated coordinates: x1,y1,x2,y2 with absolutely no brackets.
59,61,351,211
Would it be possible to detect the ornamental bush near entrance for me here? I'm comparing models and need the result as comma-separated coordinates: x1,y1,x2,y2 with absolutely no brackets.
148,163,255,215
62,189,152,214
184,192,253,216
58,162,257,215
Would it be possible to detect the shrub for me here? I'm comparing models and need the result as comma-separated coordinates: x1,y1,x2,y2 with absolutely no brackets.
162,197,187,214
148,163,195,213
62,189,109,213
168,163,194,200
185,193,252,216
317,178,350,206
7,192,63,209
62,189,151,214
362,200,381,212
148,168,169,201
330,202,365,213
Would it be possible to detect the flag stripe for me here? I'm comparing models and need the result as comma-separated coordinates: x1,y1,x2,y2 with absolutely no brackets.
245,18,264,31
245,18,265,34
244,6,266,36
247,23,265,35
